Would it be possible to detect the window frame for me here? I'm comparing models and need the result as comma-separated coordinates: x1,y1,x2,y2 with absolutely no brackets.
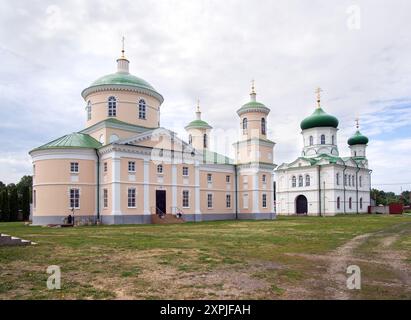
207,193,213,209
108,96,117,117
320,134,326,145
127,188,136,208
305,175,310,187
103,188,108,208
182,166,189,177
226,194,231,208
262,194,267,208
138,99,146,119
87,101,92,121
261,118,266,135
70,162,79,173
292,176,296,188
128,161,136,173
157,164,163,174
298,175,303,187
69,188,80,209
182,190,190,208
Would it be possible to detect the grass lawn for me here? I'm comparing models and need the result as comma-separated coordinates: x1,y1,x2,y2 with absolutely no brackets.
0,214,410,300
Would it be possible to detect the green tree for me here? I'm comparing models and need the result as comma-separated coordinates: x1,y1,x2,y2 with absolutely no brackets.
17,175,32,220
0,188,10,222
7,184,19,221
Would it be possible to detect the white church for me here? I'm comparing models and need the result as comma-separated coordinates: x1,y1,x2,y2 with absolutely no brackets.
275,89,371,216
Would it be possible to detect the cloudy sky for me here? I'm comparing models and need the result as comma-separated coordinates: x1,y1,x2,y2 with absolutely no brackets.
0,0,410,193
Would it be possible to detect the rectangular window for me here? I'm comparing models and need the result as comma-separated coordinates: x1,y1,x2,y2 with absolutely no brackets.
33,190,36,209
207,194,213,208
182,190,189,208
104,162,108,173
33,165,36,176
262,194,267,208
182,166,189,176
207,174,212,183
344,174,347,186
262,174,267,183
243,194,249,209
103,189,108,208
69,188,80,209
226,194,231,208
128,188,136,208
226,175,230,183
70,162,79,173
128,161,135,172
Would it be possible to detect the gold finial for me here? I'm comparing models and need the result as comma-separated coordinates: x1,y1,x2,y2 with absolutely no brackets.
315,87,322,108
196,99,200,112
251,79,256,94
121,36,126,58
355,118,360,129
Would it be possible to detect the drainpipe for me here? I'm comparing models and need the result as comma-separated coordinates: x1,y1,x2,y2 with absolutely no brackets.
318,165,321,217
343,165,347,214
95,149,100,223
234,164,239,220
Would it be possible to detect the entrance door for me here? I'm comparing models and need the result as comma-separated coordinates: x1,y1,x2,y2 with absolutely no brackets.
296,195,308,214
156,190,166,215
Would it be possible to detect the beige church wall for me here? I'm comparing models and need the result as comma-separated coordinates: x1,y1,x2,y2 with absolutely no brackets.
150,185,172,214
85,91,160,129
102,158,112,183
100,185,112,214
34,185,95,217
240,111,267,139
236,143,273,164
176,164,195,185
120,183,145,214
34,158,96,184
120,158,144,182
150,162,172,185
176,186,196,214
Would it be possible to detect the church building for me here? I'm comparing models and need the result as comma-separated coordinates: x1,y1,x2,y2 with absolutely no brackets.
29,48,276,225
275,89,372,216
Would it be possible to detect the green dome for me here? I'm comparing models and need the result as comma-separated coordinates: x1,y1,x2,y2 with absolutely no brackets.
237,101,270,116
91,72,156,91
185,119,212,130
32,133,102,152
300,107,339,130
348,130,369,146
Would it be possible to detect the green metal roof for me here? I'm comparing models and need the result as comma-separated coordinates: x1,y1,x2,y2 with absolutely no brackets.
237,101,270,115
300,107,339,130
202,149,233,165
32,133,102,152
185,119,212,130
348,130,369,146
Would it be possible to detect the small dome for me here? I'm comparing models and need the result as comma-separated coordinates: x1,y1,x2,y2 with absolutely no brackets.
348,130,369,146
90,72,156,91
185,119,212,130
237,101,270,116
300,107,339,130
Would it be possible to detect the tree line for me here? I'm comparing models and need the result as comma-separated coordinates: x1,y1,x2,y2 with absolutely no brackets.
0,176,32,222
371,188,410,206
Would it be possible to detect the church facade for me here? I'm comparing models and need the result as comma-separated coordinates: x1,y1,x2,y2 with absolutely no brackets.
29,50,276,225
275,90,372,216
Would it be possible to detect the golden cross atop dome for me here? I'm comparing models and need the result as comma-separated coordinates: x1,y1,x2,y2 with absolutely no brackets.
197,99,201,112
251,79,256,95
315,87,323,108
121,36,126,58
355,118,360,129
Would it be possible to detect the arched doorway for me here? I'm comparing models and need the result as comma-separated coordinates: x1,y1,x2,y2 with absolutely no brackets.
296,195,308,214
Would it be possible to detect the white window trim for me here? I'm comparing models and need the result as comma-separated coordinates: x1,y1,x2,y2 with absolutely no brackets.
262,193,267,208
69,188,80,209
103,188,108,208
182,166,189,177
128,161,136,173
207,193,213,209
226,193,232,208
127,188,137,208
182,190,190,209
70,162,79,174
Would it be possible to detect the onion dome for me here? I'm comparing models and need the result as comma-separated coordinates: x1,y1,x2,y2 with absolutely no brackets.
237,81,270,116
348,130,369,145
300,87,339,130
300,107,339,130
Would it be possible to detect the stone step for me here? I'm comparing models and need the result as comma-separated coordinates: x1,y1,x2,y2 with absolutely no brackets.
151,214,185,224
0,234,36,246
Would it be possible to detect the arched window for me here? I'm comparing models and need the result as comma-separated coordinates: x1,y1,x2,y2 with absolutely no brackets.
157,164,163,174
292,176,296,188
261,118,266,135
360,197,363,209
242,118,248,134
359,176,362,187
298,175,303,187
337,197,340,209
352,175,355,187
309,136,314,146
188,134,192,145
305,175,310,186
321,134,326,145
87,101,92,121
203,134,208,148
336,173,340,185
138,99,146,119
354,151,357,157
349,197,352,209
108,96,117,117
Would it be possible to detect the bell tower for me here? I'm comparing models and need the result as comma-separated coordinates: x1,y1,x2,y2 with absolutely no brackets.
185,100,212,151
